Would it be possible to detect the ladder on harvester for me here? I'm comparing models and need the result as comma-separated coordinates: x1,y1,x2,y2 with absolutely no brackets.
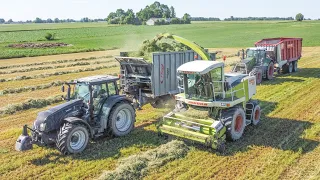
245,102,254,125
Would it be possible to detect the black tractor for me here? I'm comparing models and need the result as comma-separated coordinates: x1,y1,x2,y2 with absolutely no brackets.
16,75,135,155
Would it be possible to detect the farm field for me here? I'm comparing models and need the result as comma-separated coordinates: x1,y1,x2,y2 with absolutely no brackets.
2,21,320,59
0,43,319,179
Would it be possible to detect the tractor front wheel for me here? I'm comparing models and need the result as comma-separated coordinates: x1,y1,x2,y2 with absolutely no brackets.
109,102,135,137
223,108,246,141
56,123,89,155
266,62,274,80
250,68,263,84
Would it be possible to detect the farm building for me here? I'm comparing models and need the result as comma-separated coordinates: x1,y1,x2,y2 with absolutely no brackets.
146,18,171,25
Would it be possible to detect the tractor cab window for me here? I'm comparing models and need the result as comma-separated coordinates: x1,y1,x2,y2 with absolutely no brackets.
92,83,108,114
186,73,213,101
108,82,117,96
74,83,90,102
211,67,223,99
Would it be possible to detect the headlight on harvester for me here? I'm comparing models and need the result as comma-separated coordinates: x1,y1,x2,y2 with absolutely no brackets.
39,123,46,131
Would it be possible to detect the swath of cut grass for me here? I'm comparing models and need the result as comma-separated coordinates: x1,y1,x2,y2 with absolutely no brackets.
99,140,189,180
0,95,63,115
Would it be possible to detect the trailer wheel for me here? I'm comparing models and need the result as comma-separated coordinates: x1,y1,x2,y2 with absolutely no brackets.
266,62,274,80
282,64,289,74
292,61,298,72
222,108,246,141
288,62,293,73
56,123,89,155
109,102,135,136
252,104,261,126
250,68,262,84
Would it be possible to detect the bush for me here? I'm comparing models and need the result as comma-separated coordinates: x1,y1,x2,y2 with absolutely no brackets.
45,33,55,40
295,13,304,21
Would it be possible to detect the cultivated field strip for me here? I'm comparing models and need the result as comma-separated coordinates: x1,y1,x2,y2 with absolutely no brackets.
0,64,118,83
0,56,112,70
0,47,319,179
0,67,119,90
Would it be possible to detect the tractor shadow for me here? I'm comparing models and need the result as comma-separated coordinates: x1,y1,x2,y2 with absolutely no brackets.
289,68,320,79
30,121,167,166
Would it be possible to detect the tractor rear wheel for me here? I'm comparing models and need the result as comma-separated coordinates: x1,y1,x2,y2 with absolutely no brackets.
109,102,135,136
292,61,298,72
222,108,246,141
266,62,274,80
56,123,89,155
251,103,261,126
250,68,263,84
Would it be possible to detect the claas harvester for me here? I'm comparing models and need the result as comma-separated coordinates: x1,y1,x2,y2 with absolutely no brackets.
158,48,261,152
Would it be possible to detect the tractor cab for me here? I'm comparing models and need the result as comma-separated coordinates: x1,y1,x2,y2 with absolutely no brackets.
62,75,119,116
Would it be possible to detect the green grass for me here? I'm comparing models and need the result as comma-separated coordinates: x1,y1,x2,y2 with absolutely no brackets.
1,21,320,58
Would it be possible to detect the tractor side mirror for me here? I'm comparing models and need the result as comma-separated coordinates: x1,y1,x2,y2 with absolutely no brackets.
61,85,65,92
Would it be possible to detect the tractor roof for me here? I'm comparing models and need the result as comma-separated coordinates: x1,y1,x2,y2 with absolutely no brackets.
75,75,119,85
177,60,224,75
248,47,267,51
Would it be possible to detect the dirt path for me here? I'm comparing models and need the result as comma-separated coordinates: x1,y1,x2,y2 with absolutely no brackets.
0,49,121,66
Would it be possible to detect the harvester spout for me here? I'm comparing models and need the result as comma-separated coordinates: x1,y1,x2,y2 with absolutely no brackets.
15,125,33,151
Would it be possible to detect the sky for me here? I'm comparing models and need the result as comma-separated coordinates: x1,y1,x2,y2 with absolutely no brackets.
0,0,319,21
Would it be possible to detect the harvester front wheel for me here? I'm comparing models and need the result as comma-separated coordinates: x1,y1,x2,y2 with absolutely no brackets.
224,108,246,141
266,62,274,80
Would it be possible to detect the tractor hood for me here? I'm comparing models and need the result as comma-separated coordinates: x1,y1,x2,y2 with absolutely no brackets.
34,99,84,132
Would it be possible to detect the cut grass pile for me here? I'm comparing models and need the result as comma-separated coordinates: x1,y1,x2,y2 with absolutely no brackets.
0,81,64,95
99,140,189,180
178,107,211,120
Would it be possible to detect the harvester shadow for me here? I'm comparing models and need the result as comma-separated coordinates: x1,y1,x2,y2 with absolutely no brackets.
222,100,319,156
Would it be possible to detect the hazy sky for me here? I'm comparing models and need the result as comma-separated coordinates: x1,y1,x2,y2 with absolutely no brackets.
0,0,319,21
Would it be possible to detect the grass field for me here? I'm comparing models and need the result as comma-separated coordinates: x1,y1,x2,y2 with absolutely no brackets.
0,21,319,179
2,21,320,59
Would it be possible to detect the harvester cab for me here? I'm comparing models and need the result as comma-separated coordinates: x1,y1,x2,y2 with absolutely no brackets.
233,47,275,84
16,75,135,155
158,60,261,152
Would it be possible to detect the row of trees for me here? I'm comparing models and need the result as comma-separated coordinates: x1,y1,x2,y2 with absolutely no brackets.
153,14,191,25
191,17,221,21
224,16,294,21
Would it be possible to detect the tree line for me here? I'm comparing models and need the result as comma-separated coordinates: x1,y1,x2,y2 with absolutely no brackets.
224,16,294,21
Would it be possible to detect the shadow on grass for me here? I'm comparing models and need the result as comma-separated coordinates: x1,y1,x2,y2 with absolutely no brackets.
30,123,167,166
262,77,304,85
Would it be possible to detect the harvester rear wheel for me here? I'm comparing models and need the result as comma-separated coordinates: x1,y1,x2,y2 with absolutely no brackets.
250,68,262,84
266,62,274,80
222,108,246,141
252,103,261,126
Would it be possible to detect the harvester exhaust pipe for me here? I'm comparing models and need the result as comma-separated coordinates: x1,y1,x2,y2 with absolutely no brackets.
15,125,33,151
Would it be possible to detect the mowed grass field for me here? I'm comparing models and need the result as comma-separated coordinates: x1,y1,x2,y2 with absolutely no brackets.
2,21,320,58
0,21,319,179
0,45,319,179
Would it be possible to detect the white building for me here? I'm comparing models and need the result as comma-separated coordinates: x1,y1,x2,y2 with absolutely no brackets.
146,18,171,25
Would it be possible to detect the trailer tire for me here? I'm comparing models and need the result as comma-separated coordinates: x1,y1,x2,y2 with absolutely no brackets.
222,108,246,141
292,61,298,72
56,123,89,155
266,62,274,80
288,62,293,73
282,64,289,74
109,102,135,137
250,68,263,84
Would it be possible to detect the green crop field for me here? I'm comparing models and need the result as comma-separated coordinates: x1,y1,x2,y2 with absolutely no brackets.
1,21,320,59
0,21,319,179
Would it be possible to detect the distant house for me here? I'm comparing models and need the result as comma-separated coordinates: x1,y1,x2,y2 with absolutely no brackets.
146,18,171,25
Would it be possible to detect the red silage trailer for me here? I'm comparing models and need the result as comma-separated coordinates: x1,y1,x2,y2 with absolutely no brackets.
255,38,303,73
